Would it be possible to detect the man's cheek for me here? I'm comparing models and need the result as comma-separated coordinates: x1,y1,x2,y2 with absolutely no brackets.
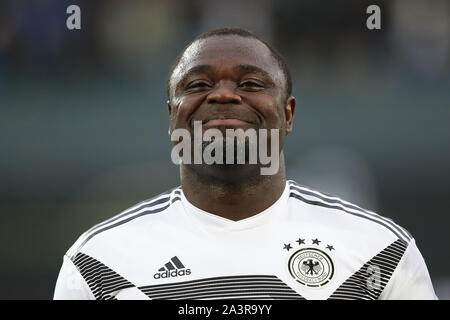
172,112,193,131
176,97,196,115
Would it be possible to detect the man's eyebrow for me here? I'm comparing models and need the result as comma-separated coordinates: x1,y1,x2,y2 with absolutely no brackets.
179,65,213,83
233,64,272,79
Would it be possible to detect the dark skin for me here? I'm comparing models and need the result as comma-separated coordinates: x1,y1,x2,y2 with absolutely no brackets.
167,35,296,221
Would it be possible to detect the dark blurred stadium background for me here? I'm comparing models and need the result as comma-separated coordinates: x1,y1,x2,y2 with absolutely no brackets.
0,0,449,299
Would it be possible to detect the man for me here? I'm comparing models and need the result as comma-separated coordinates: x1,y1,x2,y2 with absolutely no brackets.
54,28,437,300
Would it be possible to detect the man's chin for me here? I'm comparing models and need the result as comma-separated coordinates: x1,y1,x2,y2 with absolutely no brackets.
184,162,263,184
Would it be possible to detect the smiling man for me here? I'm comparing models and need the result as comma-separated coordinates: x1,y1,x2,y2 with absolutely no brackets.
54,28,437,300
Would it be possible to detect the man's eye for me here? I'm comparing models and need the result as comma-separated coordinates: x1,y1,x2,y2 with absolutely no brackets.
239,81,263,88
187,82,211,89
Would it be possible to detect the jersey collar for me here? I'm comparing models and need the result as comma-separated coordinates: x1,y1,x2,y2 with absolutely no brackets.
179,182,289,231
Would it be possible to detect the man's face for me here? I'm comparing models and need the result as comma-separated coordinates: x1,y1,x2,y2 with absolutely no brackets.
168,35,295,145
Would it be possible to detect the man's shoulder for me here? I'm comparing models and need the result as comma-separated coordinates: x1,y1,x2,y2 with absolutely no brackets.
286,180,412,244
65,186,182,260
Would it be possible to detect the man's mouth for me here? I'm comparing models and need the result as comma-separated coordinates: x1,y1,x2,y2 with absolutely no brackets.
202,118,253,128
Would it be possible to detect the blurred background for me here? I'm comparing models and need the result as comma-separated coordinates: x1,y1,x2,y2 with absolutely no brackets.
0,0,449,299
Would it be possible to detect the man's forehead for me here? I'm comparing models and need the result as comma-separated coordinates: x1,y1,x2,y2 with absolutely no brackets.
185,36,272,63
173,36,281,82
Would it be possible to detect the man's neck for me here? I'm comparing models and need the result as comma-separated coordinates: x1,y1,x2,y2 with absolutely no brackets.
180,154,287,221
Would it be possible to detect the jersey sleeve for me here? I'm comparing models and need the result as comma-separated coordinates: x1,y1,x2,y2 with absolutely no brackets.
53,254,95,300
379,238,438,300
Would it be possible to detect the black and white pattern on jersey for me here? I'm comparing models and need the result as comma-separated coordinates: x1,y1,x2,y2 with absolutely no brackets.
68,187,182,260
288,181,412,243
328,239,408,300
73,252,135,300
139,275,305,300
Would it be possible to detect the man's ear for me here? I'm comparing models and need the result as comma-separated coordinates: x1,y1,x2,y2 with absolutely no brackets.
167,100,173,136
285,96,296,134
167,100,172,115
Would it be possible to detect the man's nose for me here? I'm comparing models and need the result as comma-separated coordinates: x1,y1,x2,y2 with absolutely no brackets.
206,84,242,104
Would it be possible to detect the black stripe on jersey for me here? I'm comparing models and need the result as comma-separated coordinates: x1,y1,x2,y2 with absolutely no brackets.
79,197,180,249
288,182,411,242
83,188,179,237
70,188,182,260
328,239,408,300
172,197,181,204
289,181,412,241
172,189,182,203
289,191,407,242
139,275,304,300
149,291,303,300
73,252,135,300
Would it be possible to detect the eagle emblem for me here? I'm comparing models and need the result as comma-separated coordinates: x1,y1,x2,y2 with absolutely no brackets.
288,248,334,287
302,259,322,275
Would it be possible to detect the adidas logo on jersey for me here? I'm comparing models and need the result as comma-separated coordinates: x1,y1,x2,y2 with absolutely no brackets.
153,256,191,279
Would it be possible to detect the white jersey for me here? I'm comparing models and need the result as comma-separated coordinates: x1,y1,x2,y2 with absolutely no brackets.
54,180,437,300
